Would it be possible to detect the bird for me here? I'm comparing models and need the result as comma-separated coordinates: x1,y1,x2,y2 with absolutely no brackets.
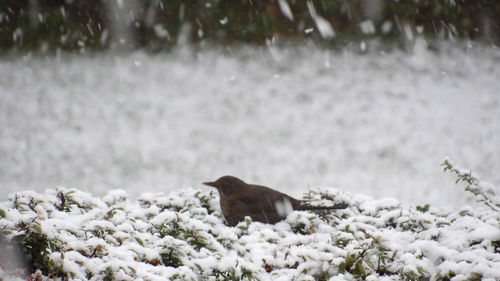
202,175,348,226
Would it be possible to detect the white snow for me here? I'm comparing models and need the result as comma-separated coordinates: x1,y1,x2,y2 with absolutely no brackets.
306,1,335,38
381,21,392,34
0,44,499,209
153,24,170,39
1,186,498,280
359,20,375,35
278,0,294,21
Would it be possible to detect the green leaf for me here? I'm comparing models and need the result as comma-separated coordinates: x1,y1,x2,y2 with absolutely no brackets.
354,260,366,276
459,210,470,216
345,253,355,268
12,234,25,244
416,204,430,213
135,237,144,246
468,272,482,281
338,262,346,273
492,240,500,253
0,209,6,218
32,223,43,233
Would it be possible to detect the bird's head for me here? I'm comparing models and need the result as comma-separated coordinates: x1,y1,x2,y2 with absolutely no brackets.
203,175,247,197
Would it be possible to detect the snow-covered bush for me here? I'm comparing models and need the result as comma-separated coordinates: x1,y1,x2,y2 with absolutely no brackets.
1,161,499,280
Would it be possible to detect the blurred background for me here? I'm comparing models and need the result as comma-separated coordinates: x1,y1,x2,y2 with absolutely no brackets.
1,0,499,207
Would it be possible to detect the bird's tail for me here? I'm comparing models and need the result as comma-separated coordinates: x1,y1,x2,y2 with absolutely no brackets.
295,202,348,211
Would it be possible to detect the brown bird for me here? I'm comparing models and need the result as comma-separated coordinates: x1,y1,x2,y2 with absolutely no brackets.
203,175,348,226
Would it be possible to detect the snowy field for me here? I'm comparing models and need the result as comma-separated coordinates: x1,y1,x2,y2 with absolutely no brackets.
0,41,499,207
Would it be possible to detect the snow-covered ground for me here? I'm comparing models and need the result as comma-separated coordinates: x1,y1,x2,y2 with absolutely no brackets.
1,41,499,207
1,178,499,280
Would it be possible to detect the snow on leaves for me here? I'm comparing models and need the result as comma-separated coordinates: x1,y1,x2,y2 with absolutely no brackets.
0,166,499,280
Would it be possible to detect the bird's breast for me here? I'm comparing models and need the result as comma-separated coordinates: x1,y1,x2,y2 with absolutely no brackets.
220,199,231,216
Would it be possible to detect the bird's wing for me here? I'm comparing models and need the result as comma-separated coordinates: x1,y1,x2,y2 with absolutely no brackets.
225,185,299,224
227,188,274,212
240,185,298,209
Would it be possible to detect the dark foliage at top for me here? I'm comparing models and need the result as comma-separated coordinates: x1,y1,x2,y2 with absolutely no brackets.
0,1,499,52
0,0,500,52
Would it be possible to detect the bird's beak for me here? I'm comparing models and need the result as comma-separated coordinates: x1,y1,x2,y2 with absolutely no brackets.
202,181,217,187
